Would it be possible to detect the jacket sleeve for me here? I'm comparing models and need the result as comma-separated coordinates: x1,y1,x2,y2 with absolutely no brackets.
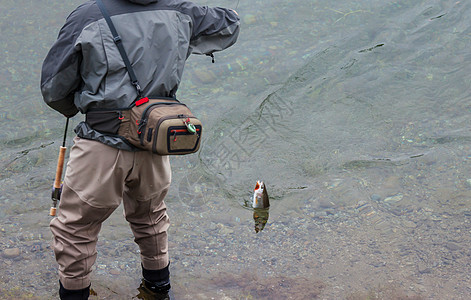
40,10,83,116
189,5,240,55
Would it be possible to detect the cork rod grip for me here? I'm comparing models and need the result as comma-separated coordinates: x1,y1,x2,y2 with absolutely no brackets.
54,146,66,189
49,207,57,216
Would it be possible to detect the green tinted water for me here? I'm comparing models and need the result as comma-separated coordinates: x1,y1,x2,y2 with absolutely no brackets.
1,0,470,299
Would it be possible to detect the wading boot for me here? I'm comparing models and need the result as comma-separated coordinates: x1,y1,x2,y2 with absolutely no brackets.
59,281,90,300
139,264,172,300
138,278,171,300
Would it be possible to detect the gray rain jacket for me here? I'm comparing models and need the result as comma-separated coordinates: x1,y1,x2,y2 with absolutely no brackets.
41,0,240,150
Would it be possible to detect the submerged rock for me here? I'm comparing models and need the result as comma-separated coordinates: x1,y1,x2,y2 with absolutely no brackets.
3,247,20,258
445,242,462,251
384,194,404,203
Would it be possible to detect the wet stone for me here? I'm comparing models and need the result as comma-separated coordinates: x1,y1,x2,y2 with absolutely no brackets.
384,194,404,203
403,220,417,228
418,261,431,274
445,242,462,251
109,269,121,275
3,247,20,258
371,194,382,202
216,224,234,235
325,209,335,216
318,199,336,209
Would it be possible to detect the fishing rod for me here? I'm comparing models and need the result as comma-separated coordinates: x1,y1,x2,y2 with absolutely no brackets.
50,117,69,217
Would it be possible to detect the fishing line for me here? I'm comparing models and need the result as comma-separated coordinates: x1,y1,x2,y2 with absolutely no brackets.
62,117,69,147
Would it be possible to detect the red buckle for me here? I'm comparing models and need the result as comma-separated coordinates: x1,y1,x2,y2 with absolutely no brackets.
136,97,149,106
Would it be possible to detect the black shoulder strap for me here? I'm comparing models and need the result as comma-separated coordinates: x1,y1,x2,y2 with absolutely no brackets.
96,0,142,97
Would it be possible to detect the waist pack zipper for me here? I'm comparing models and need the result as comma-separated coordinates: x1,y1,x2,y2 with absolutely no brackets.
152,116,199,151
171,128,201,141
137,102,186,139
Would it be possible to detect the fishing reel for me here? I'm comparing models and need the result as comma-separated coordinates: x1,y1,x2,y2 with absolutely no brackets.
50,184,62,216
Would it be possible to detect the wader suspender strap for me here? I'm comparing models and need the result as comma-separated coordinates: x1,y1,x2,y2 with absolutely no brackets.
96,0,142,98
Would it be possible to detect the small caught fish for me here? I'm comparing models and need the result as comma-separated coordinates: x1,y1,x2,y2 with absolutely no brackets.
252,180,269,209
252,181,270,233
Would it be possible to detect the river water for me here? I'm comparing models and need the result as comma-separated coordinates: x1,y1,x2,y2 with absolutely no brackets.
1,0,471,299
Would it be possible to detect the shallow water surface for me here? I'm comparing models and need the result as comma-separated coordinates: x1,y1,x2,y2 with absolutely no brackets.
1,0,471,299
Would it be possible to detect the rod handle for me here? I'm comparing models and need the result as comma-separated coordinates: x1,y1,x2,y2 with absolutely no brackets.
54,146,67,189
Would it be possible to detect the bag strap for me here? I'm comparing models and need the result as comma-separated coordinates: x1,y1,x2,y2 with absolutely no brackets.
96,0,142,98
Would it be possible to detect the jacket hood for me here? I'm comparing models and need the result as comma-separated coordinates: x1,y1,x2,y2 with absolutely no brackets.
128,0,158,5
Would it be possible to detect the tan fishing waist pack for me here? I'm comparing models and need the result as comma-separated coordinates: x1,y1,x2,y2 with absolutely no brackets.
90,1,201,155
86,97,202,155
